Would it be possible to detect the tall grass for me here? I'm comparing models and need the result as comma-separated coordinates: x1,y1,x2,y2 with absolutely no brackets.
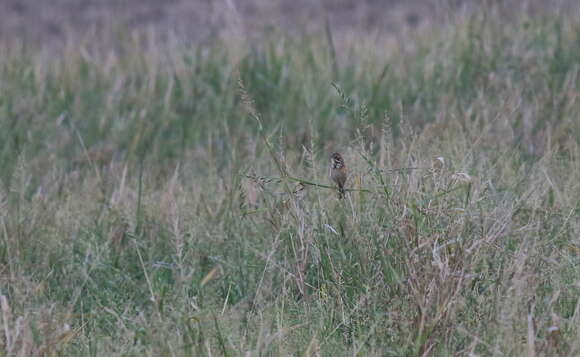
1,11,579,356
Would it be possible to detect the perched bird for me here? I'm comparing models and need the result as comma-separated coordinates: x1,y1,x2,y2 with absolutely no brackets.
330,152,347,199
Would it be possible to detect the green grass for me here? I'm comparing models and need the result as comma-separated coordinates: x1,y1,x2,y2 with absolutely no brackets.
1,11,580,356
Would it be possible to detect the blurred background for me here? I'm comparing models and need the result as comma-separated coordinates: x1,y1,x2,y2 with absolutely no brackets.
1,0,578,49
1,2,580,356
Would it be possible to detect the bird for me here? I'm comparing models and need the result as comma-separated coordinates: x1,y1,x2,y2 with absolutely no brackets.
330,152,347,199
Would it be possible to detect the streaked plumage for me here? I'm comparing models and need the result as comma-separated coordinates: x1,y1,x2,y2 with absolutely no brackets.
330,152,347,199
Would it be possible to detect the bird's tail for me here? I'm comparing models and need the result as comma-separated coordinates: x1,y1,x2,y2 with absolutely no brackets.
338,186,345,199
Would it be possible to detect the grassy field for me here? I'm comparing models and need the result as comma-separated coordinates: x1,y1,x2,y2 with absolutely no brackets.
1,9,580,357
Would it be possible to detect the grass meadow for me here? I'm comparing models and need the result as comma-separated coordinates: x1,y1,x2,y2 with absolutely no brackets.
1,9,580,357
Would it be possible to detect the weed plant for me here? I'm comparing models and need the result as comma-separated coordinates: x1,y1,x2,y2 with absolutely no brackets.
0,11,579,356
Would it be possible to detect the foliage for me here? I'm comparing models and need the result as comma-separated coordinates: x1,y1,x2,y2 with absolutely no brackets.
0,12,579,356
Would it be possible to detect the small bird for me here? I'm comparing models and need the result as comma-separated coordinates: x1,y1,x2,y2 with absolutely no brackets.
330,152,347,199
